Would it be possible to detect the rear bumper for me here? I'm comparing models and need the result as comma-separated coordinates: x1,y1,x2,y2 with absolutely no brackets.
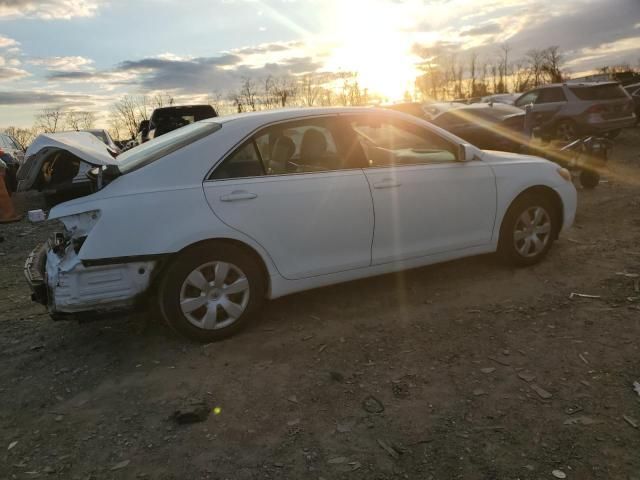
580,114,636,132
24,239,157,318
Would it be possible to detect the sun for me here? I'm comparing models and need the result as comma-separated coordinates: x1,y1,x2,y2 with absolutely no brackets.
324,1,421,102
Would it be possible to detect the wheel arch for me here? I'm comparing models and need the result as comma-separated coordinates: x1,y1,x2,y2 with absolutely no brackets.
500,185,564,241
149,237,273,299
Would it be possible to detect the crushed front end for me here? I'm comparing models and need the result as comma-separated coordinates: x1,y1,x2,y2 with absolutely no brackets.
24,210,157,320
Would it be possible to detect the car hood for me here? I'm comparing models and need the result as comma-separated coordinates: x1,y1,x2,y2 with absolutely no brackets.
25,132,118,167
481,149,550,165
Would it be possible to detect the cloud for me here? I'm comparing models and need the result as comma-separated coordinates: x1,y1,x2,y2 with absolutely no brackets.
0,34,19,48
0,0,100,19
0,89,92,105
232,40,305,56
29,55,94,71
460,22,501,36
108,53,321,93
0,66,29,81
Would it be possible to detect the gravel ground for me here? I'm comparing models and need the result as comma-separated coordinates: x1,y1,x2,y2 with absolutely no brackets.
1,129,639,480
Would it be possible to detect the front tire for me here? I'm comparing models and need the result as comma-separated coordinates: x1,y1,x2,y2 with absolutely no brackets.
159,243,266,342
498,193,559,266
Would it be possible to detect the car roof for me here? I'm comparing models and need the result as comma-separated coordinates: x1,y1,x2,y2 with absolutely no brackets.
202,106,385,127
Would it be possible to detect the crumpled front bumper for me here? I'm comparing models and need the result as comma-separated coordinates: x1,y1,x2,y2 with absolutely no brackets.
24,237,157,318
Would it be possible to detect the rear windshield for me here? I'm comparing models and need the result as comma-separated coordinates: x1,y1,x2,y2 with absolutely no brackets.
569,84,627,100
117,121,221,174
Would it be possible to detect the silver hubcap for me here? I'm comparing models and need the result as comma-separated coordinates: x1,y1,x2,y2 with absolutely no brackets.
513,207,552,258
179,261,250,330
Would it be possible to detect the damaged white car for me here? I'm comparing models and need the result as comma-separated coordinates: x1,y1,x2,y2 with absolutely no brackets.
25,108,577,341
17,130,119,206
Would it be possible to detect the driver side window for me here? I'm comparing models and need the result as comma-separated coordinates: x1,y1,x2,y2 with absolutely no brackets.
515,90,539,107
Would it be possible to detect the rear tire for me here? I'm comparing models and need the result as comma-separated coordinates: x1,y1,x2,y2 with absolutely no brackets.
498,193,559,267
158,243,266,342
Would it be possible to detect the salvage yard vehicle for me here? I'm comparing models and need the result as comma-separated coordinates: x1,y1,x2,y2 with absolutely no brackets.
429,103,527,152
137,104,218,144
513,82,636,140
24,108,577,341
16,131,119,206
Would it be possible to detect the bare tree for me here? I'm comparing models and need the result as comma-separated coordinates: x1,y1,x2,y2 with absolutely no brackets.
300,74,321,107
499,44,511,92
3,126,37,149
111,95,145,139
239,78,258,111
468,51,478,97
151,92,174,109
526,49,546,87
36,108,64,133
542,46,564,83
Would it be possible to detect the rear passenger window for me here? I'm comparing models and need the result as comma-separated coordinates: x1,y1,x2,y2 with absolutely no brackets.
569,84,627,100
210,141,265,180
536,88,567,103
255,121,343,174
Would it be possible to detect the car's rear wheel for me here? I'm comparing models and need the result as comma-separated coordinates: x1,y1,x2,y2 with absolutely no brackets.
579,169,600,189
159,243,266,342
555,119,578,141
499,193,559,266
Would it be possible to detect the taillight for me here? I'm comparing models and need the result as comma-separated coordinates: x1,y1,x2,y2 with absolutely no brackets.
0,148,4,156
586,104,607,114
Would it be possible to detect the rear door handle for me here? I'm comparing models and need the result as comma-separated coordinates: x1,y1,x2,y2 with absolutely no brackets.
373,179,401,189
220,191,258,202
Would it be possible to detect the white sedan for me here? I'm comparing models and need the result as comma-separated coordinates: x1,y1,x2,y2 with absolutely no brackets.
24,108,577,341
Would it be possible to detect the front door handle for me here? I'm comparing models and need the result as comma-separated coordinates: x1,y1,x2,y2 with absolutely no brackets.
220,191,258,202
373,179,401,189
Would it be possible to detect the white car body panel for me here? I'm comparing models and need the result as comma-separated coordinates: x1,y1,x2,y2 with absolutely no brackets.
204,170,374,280
363,161,496,263
28,107,577,316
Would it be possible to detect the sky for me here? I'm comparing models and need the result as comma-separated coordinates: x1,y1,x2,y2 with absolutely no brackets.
0,0,638,129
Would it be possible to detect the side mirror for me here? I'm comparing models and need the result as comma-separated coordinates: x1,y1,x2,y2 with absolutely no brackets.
458,143,477,162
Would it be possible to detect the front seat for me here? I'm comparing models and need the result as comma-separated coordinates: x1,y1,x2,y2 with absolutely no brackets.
269,136,296,174
300,129,329,169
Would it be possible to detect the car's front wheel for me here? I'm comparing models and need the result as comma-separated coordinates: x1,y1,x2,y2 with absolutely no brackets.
159,243,266,342
499,193,559,266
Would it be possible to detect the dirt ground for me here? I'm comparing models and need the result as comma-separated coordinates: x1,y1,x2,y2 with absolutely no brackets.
1,130,640,480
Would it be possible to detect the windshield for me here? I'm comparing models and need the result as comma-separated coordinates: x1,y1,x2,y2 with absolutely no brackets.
117,121,221,174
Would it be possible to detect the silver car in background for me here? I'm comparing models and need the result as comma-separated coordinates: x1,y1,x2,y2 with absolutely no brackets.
513,82,636,140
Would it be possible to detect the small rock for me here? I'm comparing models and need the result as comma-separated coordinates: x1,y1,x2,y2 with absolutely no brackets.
552,469,567,479
362,395,384,414
518,371,536,383
531,384,553,399
473,388,487,396
287,395,299,404
336,420,355,433
328,456,348,464
287,419,300,426
111,460,130,471
623,415,638,429
377,438,400,459
7,441,17,450
564,405,583,415
480,367,495,374
329,371,344,382
171,401,210,424
564,416,596,425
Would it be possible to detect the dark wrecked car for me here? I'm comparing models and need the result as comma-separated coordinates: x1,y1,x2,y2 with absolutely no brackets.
16,131,118,206
137,104,218,144
429,103,528,153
